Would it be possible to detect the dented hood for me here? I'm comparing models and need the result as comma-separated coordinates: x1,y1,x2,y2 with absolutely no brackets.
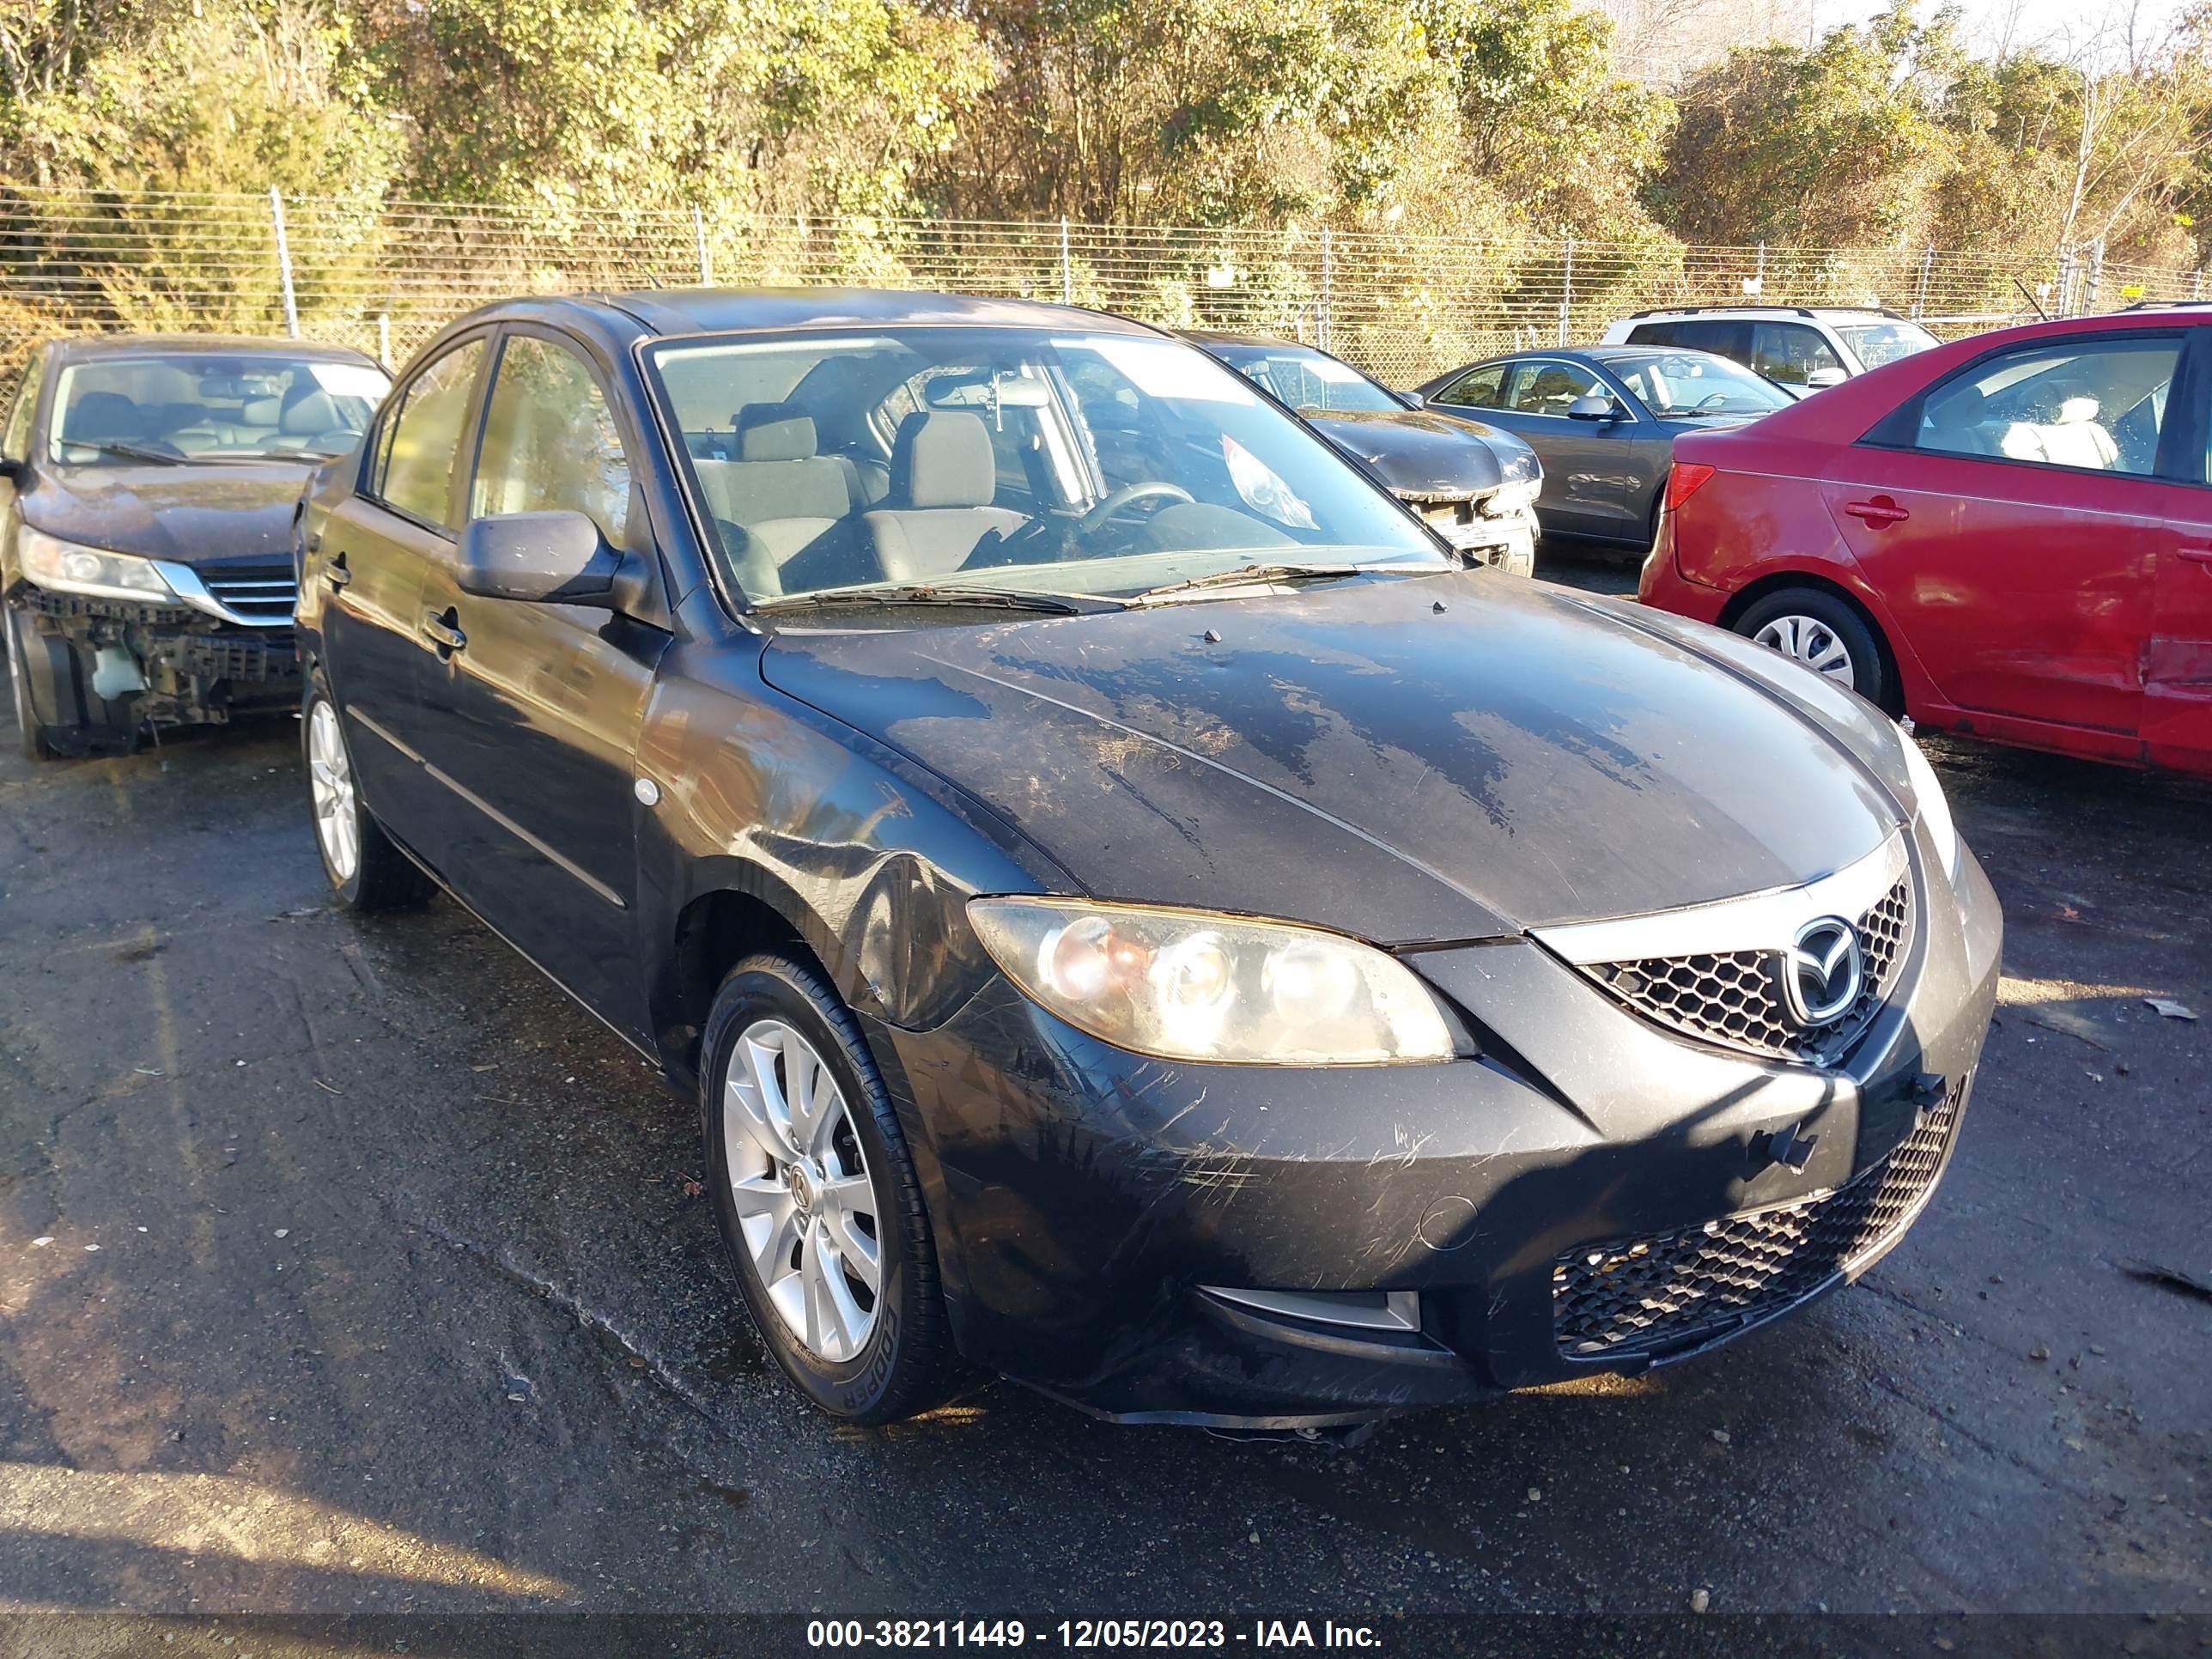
761,569,1904,943
22,463,312,566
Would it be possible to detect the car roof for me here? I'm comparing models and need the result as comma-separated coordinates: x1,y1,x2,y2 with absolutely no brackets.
1180,330,1326,352
49,333,382,365
570,287,1167,340
1620,306,1903,322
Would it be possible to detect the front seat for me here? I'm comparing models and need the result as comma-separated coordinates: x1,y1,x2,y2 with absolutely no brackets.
691,403,858,569
861,411,1027,581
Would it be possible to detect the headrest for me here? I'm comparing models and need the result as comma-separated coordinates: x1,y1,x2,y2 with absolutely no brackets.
735,402,817,463
893,410,995,510
67,391,143,441
280,390,342,434
2054,395,2101,426
241,397,282,426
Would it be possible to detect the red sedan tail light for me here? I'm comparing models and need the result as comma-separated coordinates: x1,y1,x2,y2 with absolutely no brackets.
1664,462,1717,513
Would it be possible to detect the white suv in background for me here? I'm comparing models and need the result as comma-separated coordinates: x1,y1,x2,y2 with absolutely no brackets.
1599,307,1941,392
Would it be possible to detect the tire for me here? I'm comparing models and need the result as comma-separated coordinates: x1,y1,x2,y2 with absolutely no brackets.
4,603,134,760
1734,586,1893,711
303,678,434,910
702,952,960,1424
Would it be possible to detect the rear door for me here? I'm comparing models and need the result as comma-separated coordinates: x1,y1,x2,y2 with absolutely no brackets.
407,325,668,1041
1820,328,2187,754
2139,325,2212,772
316,334,491,840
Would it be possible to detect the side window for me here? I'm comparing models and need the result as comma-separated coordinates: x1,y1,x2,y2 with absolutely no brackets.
2,352,46,463
1436,365,1506,409
1626,323,1677,348
469,336,631,543
1507,361,1603,416
1751,322,1843,387
374,339,487,531
1668,319,1747,362
1911,337,2181,477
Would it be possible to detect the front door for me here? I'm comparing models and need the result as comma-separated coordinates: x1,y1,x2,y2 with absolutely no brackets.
1820,329,2186,757
319,335,490,838
1479,359,1638,538
409,327,667,1042
2139,330,2212,771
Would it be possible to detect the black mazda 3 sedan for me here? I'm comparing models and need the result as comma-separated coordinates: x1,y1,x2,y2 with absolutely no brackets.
295,289,2002,1431
3,334,390,757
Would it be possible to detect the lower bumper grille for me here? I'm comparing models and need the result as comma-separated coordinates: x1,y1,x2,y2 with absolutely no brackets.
1552,1085,1960,1361
154,633,300,684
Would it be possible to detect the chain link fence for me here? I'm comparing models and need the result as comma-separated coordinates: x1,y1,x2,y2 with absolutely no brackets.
1,185,2205,391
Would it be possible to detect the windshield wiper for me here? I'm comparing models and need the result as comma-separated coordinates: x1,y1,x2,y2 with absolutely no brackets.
67,440,185,466
1128,560,1416,605
750,582,1125,617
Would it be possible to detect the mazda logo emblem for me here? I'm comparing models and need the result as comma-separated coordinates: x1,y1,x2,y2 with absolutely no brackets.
1778,917,1863,1027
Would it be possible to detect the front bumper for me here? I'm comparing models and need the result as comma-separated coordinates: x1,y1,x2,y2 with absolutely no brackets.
1408,495,1540,572
873,824,2002,1427
13,581,299,726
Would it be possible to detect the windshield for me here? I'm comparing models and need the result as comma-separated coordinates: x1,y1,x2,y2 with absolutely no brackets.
1838,321,1939,369
47,353,391,465
1610,352,1794,418
647,327,1443,605
1209,344,1404,415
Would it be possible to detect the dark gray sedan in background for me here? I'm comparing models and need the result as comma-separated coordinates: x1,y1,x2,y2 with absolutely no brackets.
1413,345,1793,552
1,333,389,757
1187,332,1543,575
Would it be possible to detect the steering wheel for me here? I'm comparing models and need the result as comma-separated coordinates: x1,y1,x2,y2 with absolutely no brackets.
1076,482,1194,537
1695,391,1734,412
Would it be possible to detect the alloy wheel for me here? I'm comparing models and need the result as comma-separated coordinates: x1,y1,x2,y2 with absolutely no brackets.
721,1018,882,1362
307,701,360,882
1752,613,1856,690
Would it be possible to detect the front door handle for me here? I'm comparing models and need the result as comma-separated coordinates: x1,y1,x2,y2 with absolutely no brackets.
1843,497,1911,526
422,607,466,658
325,551,350,589
2179,543,2212,567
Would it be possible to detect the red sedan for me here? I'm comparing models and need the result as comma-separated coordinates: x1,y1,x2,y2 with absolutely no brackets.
1638,306,2212,774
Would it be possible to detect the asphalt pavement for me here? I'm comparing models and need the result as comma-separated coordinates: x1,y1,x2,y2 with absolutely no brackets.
1,553,2209,1650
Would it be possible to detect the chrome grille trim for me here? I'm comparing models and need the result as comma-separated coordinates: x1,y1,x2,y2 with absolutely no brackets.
1533,831,1916,1066
153,561,299,630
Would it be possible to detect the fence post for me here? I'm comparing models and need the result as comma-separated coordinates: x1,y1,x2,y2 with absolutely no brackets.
2193,268,2203,302
1059,217,1073,307
693,207,712,286
1319,228,1333,353
1754,241,1766,293
376,313,391,370
268,187,300,339
1558,237,1575,347
2085,237,2105,314
1912,246,1934,319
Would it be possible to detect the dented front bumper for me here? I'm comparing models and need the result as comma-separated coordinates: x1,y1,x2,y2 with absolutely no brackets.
872,838,2002,1428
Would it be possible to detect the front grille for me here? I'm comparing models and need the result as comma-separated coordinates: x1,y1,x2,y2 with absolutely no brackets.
1583,874,1912,1065
1552,1085,1960,1361
160,633,300,684
198,562,299,627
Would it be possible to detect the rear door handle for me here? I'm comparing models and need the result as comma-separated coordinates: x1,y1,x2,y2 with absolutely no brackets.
1843,498,1911,526
422,607,466,656
2179,544,2212,567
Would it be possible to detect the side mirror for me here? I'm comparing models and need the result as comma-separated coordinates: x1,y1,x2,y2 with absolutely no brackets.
456,510,620,605
1805,368,1848,389
1566,394,1620,422
0,457,28,486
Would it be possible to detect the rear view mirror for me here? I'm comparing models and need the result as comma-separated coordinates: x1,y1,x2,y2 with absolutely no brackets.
1567,395,1620,421
456,510,620,605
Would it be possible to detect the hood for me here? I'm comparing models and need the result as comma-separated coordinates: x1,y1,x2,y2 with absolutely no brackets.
760,570,1904,944
1300,408,1518,499
21,463,313,566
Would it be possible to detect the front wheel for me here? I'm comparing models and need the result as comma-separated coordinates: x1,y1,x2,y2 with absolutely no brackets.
303,681,434,910
702,953,961,1424
1734,586,1893,711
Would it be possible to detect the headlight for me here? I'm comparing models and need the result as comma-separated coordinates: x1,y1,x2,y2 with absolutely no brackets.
967,898,1457,1066
1898,730,1962,883
18,527,178,605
